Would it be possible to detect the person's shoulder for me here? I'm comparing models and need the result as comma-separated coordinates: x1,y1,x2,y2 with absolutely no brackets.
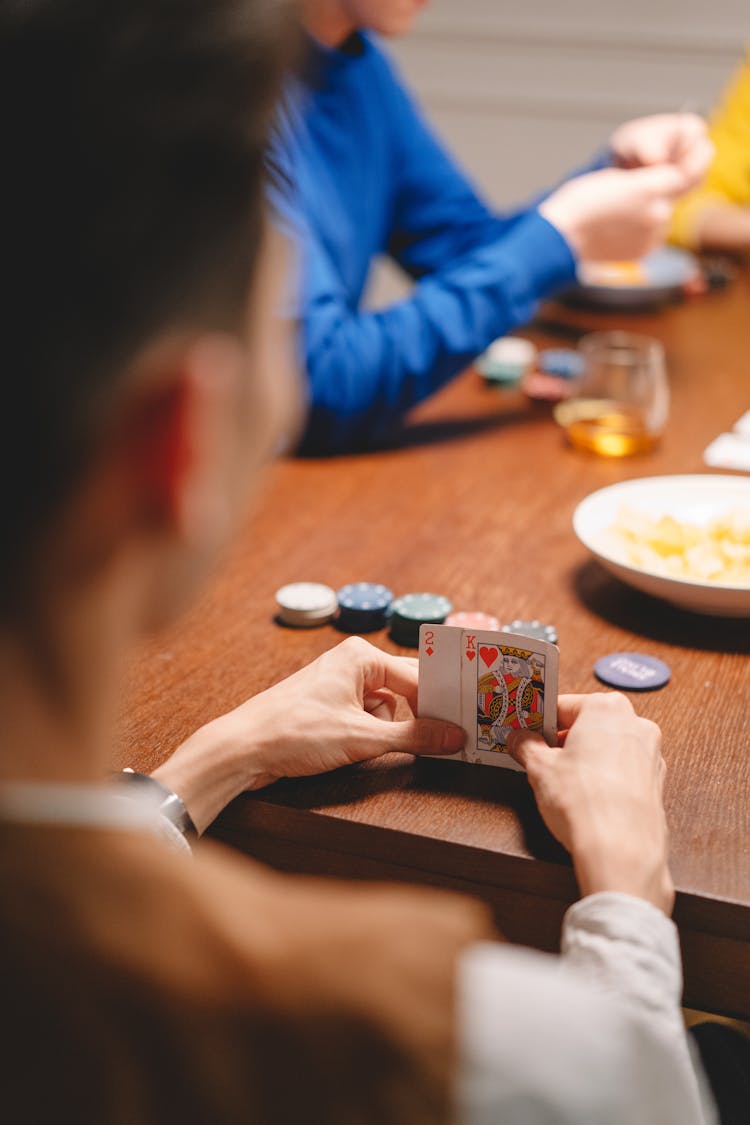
2,824,494,1123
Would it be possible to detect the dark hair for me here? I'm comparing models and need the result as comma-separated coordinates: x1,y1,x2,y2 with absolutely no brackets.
0,0,293,614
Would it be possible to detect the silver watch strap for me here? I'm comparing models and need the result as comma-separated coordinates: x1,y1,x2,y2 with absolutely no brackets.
116,769,198,837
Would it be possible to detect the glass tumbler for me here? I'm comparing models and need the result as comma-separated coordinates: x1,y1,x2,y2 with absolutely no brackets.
555,331,670,457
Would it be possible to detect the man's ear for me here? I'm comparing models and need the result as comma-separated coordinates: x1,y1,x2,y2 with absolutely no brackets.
29,331,250,633
124,333,246,550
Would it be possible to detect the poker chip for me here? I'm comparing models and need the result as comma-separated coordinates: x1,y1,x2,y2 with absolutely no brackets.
594,652,670,692
701,257,735,291
477,337,536,386
538,348,585,380
389,592,452,648
520,371,573,404
445,610,500,630
275,582,338,628
335,582,394,634
683,273,708,298
501,619,558,645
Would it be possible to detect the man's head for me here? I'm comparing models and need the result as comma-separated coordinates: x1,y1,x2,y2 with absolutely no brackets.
302,0,429,42
345,0,429,36
0,0,297,632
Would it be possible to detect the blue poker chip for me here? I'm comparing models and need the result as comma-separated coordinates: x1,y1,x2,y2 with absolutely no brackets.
337,582,393,611
538,348,585,380
594,652,671,692
335,582,394,634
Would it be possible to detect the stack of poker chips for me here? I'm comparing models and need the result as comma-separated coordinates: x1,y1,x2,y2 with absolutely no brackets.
275,582,338,628
538,348,585,380
445,610,500,630
388,593,453,648
335,583,394,634
274,583,559,650
477,336,536,386
520,347,585,403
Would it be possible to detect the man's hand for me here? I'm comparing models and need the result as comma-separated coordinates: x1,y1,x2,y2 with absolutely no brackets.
153,637,465,833
540,163,690,262
506,693,673,914
610,112,713,191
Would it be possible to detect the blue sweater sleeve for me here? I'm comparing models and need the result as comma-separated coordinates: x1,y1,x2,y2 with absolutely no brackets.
384,48,613,276
384,56,517,276
273,45,577,454
298,209,575,452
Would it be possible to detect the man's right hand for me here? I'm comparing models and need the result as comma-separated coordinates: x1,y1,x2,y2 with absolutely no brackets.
539,164,689,263
507,693,673,914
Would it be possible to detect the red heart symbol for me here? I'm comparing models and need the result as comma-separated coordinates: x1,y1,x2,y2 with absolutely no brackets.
479,646,498,668
465,650,476,661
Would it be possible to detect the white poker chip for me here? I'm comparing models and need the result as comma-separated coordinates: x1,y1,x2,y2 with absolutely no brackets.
477,336,537,386
485,337,536,367
275,582,338,628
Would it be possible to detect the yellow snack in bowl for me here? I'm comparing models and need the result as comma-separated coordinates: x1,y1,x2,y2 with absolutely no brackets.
579,260,648,287
601,505,750,586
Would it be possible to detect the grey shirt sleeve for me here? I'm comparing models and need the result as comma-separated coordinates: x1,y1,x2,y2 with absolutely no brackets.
456,893,717,1125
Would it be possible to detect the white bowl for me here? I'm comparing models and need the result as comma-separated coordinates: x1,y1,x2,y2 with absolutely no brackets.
573,475,750,616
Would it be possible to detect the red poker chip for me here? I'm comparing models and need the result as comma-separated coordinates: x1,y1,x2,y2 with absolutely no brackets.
445,611,501,630
520,371,573,403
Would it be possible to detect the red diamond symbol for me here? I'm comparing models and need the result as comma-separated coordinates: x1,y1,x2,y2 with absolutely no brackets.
426,646,434,655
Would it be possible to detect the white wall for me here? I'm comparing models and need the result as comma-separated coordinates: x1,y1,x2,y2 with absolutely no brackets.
368,0,749,304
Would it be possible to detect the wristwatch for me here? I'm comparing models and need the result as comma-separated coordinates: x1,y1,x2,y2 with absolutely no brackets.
116,769,198,837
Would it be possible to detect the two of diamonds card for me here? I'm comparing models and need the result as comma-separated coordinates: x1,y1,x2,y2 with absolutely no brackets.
417,624,559,770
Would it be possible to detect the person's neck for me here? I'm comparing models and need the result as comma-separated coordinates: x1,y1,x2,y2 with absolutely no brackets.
0,567,137,787
301,0,357,48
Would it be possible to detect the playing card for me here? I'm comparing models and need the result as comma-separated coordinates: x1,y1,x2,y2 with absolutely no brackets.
417,624,464,760
460,630,558,770
418,624,559,769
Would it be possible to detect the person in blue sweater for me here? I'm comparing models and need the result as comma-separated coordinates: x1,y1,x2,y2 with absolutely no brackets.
270,0,712,453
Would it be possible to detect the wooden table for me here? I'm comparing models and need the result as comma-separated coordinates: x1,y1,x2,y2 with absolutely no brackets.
119,271,750,1019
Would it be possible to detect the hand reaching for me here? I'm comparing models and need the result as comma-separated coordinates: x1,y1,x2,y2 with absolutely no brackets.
610,112,713,191
540,163,690,262
540,112,712,263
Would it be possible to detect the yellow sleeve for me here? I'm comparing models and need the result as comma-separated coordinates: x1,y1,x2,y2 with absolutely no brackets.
670,49,750,248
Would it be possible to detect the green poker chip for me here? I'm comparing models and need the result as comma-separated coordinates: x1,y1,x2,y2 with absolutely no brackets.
389,592,452,648
390,592,452,620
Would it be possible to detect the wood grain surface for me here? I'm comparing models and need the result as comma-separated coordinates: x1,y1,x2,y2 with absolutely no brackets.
119,269,750,1017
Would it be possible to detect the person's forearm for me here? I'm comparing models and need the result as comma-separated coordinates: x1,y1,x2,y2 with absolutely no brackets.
694,202,750,252
570,823,673,912
152,713,275,835
301,212,575,453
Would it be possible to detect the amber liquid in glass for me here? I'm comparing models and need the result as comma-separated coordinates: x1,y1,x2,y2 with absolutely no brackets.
557,399,659,458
